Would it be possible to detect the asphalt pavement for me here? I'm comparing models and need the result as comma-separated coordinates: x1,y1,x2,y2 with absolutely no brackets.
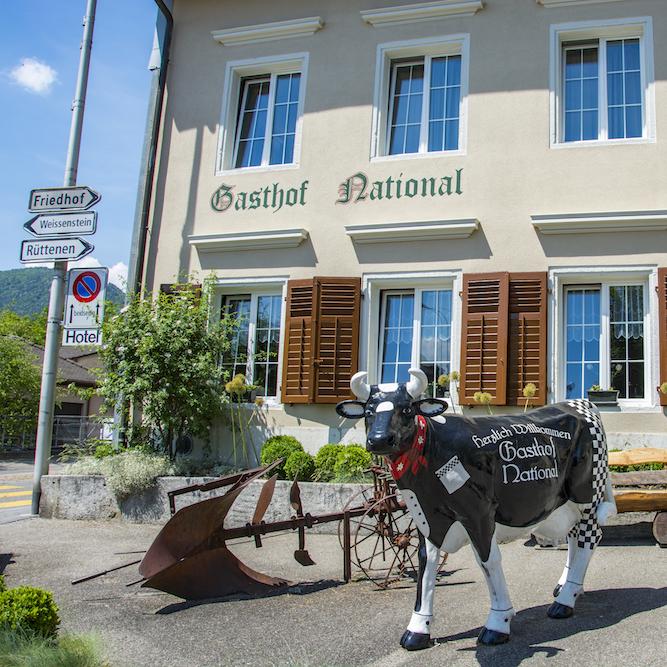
1,517,665,667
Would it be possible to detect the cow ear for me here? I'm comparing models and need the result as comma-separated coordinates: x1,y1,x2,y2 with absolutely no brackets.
336,400,366,420
414,398,448,417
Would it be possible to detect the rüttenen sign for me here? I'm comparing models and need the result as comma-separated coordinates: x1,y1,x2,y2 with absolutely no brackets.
20,238,94,263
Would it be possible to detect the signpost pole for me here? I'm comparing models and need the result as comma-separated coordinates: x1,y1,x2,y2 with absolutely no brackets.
31,0,97,515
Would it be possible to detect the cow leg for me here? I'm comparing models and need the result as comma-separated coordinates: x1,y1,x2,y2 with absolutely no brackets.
473,536,515,645
548,535,595,618
400,533,439,651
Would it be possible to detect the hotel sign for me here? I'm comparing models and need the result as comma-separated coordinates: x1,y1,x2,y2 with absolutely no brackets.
209,168,463,214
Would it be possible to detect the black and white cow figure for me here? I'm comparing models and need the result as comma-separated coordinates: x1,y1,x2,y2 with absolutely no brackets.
336,368,616,650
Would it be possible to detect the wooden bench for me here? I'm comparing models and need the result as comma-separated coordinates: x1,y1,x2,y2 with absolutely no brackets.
609,447,667,547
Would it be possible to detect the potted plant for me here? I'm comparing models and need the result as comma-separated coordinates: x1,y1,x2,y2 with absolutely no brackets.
587,384,619,406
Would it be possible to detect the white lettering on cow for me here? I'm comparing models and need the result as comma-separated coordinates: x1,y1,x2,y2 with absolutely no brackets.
376,401,394,413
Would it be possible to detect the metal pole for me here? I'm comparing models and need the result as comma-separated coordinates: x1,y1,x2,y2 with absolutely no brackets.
31,0,97,515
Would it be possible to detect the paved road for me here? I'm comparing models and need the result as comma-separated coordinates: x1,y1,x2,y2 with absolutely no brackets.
0,478,32,524
1,518,665,667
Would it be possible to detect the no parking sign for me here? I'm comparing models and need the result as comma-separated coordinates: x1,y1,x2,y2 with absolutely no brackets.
63,267,108,346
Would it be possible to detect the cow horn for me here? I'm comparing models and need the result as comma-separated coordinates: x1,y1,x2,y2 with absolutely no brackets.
406,368,428,399
350,371,371,400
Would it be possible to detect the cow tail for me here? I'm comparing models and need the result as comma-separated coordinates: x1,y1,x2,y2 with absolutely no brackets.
596,470,617,526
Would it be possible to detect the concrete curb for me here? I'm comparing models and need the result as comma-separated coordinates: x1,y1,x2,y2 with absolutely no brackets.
39,475,369,533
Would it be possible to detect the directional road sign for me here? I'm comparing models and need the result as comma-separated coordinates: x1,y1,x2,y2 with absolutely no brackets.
20,238,94,263
24,211,97,237
63,267,107,347
28,186,100,213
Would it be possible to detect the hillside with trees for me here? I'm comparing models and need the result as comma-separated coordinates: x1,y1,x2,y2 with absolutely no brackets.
0,267,125,316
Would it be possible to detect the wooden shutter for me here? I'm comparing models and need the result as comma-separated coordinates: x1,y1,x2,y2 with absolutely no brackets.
507,272,548,406
281,277,361,404
658,268,667,406
459,273,509,405
281,280,316,403
313,277,361,403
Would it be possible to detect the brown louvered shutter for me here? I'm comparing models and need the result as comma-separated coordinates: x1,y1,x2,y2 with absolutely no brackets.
313,277,361,403
507,272,548,406
459,273,509,405
658,268,667,406
281,280,316,403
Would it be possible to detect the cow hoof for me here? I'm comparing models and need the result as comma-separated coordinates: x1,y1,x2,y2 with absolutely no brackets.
400,630,432,651
547,602,574,619
477,628,510,645
553,584,562,597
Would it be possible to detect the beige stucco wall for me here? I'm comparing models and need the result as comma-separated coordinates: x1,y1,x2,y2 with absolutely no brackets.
144,0,667,446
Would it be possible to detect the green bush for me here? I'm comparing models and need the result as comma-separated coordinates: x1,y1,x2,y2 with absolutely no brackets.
0,628,106,667
0,576,6,593
333,445,372,482
66,450,173,500
260,435,304,479
93,444,115,460
0,587,60,638
314,443,346,482
284,451,315,481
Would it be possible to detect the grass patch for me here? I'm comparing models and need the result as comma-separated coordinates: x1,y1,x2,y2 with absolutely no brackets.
0,628,108,667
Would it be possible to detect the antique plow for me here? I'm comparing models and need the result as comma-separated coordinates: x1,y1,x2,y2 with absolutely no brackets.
73,460,439,600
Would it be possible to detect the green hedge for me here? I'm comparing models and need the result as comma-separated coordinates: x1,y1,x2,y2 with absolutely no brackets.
284,450,316,481
0,587,60,639
260,436,304,479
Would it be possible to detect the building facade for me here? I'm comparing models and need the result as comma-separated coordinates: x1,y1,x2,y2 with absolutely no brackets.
143,0,667,452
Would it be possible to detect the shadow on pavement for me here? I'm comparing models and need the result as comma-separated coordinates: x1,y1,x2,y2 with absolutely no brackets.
438,586,667,667
154,578,344,614
0,554,15,574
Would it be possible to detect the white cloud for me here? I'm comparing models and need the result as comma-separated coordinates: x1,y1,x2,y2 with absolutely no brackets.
10,58,58,95
109,262,128,291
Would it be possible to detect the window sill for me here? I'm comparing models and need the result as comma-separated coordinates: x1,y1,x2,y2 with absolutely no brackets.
346,219,478,244
361,1,483,27
531,210,667,235
216,162,301,178
211,17,324,47
371,148,466,163
550,136,653,150
190,228,309,252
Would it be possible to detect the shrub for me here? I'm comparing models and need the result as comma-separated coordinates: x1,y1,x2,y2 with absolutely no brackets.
65,450,173,500
93,444,115,460
260,436,304,479
284,451,315,481
0,576,5,593
314,444,346,482
0,587,60,638
333,445,372,482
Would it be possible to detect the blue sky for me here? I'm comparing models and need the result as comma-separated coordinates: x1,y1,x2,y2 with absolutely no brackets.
1,0,159,289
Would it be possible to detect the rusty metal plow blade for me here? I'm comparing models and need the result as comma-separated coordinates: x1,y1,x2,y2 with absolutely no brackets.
139,462,289,600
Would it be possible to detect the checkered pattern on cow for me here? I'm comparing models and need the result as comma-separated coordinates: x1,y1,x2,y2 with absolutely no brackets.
566,399,608,549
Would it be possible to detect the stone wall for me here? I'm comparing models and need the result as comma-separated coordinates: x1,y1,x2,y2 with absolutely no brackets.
39,475,370,534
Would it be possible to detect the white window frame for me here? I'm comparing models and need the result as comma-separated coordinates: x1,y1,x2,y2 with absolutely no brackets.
216,53,308,175
214,277,288,405
549,16,656,148
361,271,462,405
370,34,470,161
549,266,659,411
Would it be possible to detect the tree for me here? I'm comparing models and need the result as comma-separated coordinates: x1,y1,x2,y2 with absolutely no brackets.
98,283,236,457
0,310,47,346
0,337,41,441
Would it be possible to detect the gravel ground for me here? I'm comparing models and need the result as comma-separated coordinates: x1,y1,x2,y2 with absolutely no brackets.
1,517,665,667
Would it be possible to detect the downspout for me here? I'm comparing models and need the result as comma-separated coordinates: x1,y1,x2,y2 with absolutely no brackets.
126,0,173,296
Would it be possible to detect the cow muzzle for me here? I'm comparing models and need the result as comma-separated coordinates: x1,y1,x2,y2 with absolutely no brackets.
366,431,397,455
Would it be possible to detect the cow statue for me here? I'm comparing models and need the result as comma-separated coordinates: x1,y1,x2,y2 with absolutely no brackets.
336,368,616,650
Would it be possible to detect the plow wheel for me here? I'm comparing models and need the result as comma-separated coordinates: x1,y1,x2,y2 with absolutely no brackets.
351,494,420,589
337,485,376,549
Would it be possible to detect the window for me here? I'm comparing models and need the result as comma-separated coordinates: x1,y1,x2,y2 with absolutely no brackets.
234,72,301,168
564,283,647,400
551,17,655,146
217,53,307,172
222,293,282,397
387,54,461,155
371,35,469,159
379,288,453,397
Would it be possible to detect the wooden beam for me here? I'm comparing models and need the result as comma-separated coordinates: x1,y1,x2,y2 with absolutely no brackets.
614,490,667,513
608,448,667,467
611,470,667,486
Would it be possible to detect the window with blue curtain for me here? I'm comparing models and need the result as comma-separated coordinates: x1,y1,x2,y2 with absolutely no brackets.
235,72,301,168
388,54,461,155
